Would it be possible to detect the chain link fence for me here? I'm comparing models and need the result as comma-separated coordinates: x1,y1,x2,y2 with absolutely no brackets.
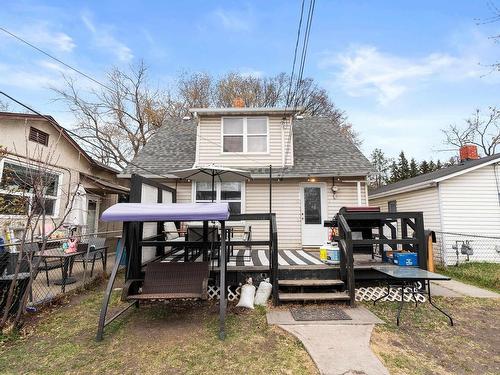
434,231,500,266
0,231,121,317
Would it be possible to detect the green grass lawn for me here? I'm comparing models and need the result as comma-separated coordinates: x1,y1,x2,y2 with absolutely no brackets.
0,283,317,375
367,297,500,375
436,262,500,293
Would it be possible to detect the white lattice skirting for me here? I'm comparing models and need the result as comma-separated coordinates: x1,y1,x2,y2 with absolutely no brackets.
207,284,426,303
355,284,426,303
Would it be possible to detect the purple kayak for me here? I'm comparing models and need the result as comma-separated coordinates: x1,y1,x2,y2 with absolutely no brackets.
101,202,230,222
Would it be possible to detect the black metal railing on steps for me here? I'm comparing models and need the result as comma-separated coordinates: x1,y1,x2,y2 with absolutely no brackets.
337,214,355,307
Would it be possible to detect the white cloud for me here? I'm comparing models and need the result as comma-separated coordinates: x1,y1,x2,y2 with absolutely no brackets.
239,68,264,78
0,62,60,89
11,23,75,52
212,8,252,32
320,44,484,105
81,12,133,62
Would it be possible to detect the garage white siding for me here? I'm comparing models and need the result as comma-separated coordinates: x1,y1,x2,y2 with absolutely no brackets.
370,187,443,262
439,165,500,264
370,187,441,232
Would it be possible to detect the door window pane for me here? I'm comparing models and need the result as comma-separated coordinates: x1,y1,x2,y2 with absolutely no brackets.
223,136,243,152
304,187,322,224
196,182,215,201
247,135,267,152
247,118,267,134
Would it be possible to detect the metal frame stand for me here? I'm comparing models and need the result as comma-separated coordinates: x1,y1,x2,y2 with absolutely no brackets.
374,279,454,326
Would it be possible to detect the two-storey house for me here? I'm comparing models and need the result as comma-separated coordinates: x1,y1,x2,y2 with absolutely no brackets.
121,107,373,250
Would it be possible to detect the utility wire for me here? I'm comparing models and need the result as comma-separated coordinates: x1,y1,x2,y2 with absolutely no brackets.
0,25,279,170
0,91,268,174
0,26,114,92
0,91,178,179
281,0,316,178
284,0,306,111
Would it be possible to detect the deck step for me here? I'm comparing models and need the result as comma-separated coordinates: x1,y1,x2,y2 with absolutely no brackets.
278,279,344,287
278,292,351,302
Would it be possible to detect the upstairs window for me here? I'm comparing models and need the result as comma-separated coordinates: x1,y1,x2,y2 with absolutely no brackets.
222,117,268,153
29,127,49,146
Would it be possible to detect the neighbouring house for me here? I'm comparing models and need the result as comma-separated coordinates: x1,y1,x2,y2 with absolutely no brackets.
369,146,500,265
0,112,129,239
120,106,373,251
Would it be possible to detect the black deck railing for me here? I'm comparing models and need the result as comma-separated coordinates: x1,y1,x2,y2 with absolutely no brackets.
337,215,355,306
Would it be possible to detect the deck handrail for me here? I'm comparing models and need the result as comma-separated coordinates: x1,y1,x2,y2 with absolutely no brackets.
270,213,279,305
337,214,355,307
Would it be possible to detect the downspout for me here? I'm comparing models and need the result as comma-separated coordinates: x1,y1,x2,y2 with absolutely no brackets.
437,181,447,266
364,177,369,205
281,120,285,168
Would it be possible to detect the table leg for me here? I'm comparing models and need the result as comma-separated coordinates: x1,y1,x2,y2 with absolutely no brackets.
202,221,208,262
61,257,70,293
427,280,454,326
396,282,405,326
373,281,391,305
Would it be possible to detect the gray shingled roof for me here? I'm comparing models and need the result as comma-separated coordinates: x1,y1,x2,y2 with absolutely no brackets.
369,152,500,196
123,116,373,177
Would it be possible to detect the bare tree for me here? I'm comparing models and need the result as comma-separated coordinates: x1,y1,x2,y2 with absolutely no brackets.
478,1,500,71
54,66,361,169
0,135,78,331
177,71,361,144
53,61,176,169
442,107,500,156
0,99,9,111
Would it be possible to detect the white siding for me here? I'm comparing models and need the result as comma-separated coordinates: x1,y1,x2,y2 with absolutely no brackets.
439,165,500,264
163,177,364,250
370,187,443,262
247,178,366,250
370,187,441,232
196,115,293,167
246,179,302,249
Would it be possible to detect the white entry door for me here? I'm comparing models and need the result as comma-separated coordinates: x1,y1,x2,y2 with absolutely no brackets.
300,183,327,246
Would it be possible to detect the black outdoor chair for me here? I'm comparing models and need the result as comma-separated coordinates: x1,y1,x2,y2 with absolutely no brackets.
70,237,107,278
32,243,63,287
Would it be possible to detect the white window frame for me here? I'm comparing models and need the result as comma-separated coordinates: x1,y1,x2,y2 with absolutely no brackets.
0,158,63,219
221,116,269,154
192,181,245,215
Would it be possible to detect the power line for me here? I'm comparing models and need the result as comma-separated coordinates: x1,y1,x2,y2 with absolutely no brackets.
0,90,177,179
0,90,268,175
0,25,281,171
284,0,306,110
281,0,316,178
0,26,114,92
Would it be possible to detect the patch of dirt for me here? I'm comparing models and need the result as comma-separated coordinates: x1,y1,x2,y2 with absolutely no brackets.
369,298,500,375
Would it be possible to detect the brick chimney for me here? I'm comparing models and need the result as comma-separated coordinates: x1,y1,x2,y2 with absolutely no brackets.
459,144,479,162
232,97,245,108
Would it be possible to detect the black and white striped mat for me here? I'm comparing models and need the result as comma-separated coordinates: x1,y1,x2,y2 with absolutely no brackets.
161,249,323,267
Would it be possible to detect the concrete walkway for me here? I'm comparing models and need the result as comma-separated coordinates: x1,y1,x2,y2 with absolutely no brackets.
431,279,500,298
268,307,389,375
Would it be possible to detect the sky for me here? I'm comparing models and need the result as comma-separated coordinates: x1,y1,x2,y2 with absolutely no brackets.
0,1,499,162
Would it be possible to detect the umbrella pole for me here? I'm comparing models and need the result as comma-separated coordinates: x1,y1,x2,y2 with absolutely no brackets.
211,173,215,202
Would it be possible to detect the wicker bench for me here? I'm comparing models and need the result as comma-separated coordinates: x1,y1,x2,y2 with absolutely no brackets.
122,261,210,301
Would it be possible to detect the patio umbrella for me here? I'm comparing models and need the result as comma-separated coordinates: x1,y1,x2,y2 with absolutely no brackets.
169,165,251,202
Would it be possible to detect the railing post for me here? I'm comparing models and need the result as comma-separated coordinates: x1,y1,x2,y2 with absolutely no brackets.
345,230,355,307
270,214,279,306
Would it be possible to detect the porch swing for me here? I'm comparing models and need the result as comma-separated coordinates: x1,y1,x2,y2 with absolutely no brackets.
96,202,231,341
